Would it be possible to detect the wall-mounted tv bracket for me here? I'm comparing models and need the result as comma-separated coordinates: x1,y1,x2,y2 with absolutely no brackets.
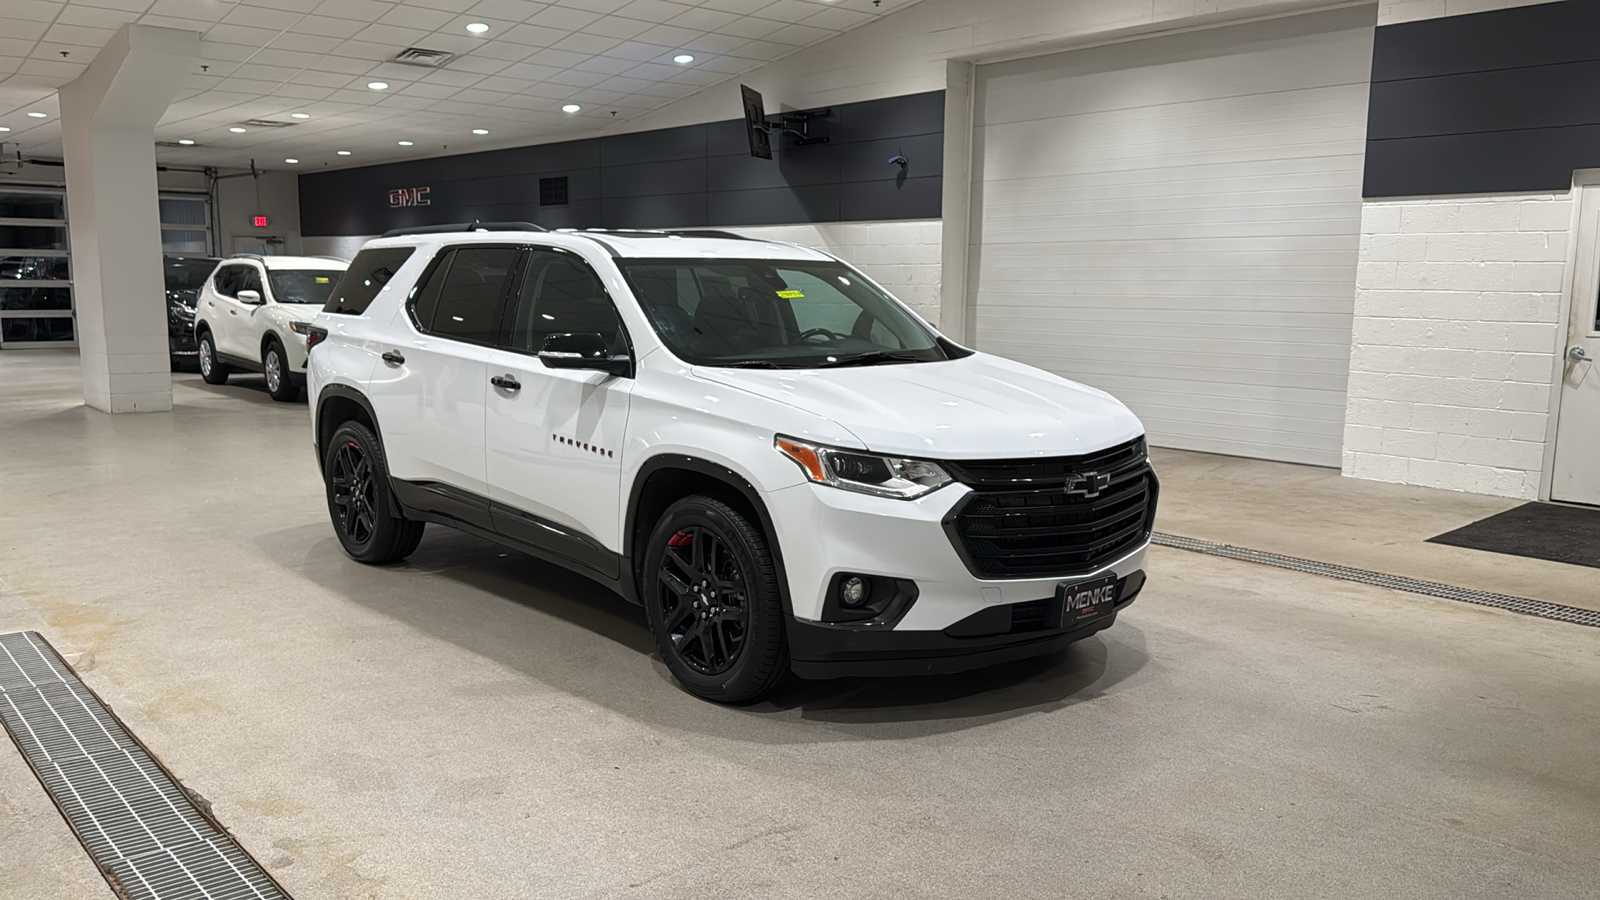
764,108,832,146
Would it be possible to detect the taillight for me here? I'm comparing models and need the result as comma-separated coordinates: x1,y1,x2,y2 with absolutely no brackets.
304,325,329,351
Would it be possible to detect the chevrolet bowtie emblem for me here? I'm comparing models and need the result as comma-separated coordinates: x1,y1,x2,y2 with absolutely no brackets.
1064,471,1112,499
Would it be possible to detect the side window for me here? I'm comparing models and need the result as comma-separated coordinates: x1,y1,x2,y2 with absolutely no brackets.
409,250,452,332
213,265,242,298
506,249,622,354
238,266,264,298
426,246,518,344
325,246,417,315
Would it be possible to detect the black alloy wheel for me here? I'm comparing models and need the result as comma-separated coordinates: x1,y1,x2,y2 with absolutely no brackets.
658,525,751,676
329,439,377,545
322,420,425,563
643,495,787,702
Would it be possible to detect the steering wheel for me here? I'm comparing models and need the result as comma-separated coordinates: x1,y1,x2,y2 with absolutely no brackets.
794,327,846,344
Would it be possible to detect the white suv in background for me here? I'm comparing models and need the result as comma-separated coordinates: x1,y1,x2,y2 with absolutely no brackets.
194,254,349,401
305,224,1156,702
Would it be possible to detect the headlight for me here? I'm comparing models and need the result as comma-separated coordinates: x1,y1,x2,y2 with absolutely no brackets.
289,320,315,335
775,436,951,500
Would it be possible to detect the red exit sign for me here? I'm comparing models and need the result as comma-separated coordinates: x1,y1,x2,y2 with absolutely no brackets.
251,215,269,228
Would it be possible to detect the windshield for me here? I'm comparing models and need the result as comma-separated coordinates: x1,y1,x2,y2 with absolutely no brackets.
268,269,342,304
618,258,948,368
164,258,217,292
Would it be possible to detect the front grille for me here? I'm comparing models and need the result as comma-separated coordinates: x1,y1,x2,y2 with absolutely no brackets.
944,438,1157,579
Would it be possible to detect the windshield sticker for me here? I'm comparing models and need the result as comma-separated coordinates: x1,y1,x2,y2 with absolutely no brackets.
776,289,804,299
315,276,330,283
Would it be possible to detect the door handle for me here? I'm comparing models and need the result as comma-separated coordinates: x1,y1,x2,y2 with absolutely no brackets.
381,350,405,366
229,310,237,315
491,374,521,392
1570,346,1591,363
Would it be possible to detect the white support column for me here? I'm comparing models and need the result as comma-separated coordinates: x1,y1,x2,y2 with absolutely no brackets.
59,24,198,413
938,59,977,344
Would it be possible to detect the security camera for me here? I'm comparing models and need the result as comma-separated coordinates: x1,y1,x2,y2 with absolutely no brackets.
888,154,908,168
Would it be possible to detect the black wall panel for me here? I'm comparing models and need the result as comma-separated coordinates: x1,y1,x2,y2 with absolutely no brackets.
1365,1,1600,197
298,91,944,236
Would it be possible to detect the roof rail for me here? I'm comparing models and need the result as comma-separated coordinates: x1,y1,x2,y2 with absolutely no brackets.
554,228,755,241
380,221,547,238
225,253,266,261
310,255,350,262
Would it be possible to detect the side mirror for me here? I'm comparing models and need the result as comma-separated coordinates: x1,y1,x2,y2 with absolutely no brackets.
538,332,631,378
237,289,263,305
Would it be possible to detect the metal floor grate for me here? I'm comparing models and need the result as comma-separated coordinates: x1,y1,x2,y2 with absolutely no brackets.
1151,533,1600,628
0,632,292,900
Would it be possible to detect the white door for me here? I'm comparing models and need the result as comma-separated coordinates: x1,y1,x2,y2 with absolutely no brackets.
969,7,1374,466
366,246,519,496
485,248,633,575
1551,184,1600,505
207,263,260,359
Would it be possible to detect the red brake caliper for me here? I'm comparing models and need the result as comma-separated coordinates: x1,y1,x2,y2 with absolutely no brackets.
667,530,693,548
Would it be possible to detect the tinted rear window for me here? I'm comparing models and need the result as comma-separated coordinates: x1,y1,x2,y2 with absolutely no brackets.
324,247,415,315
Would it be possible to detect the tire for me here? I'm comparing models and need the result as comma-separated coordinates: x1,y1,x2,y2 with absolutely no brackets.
323,420,425,564
197,331,229,385
641,495,788,702
263,340,298,402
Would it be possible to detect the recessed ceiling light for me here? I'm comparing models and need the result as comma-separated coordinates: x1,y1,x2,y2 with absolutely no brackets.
674,54,694,63
285,158,299,164
27,112,47,118
368,81,389,90
472,128,489,135
466,22,489,34
290,112,311,119
229,127,247,133
397,140,413,146
562,103,581,113
337,150,351,156
0,127,10,133
178,139,195,145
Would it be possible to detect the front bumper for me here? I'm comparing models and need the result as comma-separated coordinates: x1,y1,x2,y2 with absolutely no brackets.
763,479,1152,677
788,570,1145,679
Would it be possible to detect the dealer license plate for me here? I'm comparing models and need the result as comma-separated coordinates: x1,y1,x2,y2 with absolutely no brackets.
1057,575,1120,626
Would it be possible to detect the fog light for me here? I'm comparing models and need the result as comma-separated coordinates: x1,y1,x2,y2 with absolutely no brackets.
840,576,870,607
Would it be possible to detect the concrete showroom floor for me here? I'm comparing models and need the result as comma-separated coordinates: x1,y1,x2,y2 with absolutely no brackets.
2,348,1598,900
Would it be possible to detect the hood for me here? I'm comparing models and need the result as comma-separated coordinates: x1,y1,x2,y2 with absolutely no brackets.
276,303,323,322
692,352,1144,459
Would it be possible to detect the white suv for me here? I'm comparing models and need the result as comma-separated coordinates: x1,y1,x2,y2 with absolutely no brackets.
306,224,1156,702
194,254,349,401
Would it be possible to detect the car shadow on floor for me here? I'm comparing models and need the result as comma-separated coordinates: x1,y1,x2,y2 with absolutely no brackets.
270,524,1150,736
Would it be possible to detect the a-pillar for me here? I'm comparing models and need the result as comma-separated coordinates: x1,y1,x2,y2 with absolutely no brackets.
59,24,198,413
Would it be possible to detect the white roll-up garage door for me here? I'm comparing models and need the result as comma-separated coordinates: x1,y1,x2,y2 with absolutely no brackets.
970,7,1374,466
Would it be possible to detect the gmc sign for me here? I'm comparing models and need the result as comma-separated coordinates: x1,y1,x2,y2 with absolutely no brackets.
388,187,431,207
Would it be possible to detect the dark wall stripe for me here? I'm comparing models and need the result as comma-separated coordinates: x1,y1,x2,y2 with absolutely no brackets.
1364,1,1600,197
298,90,944,236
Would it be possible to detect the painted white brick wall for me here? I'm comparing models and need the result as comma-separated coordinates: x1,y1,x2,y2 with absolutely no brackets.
722,220,943,322
1342,194,1569,497
1377,0,1560,26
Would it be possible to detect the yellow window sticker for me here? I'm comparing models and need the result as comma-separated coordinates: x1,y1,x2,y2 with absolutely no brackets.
315,276,330,283
776,289,804,299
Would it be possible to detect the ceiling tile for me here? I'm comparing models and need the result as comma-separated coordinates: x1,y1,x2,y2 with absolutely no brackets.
74,0,161,13
745,0,817,25
269,32,344,54
55,5,143,28
500,22,569,46
552,0,629,12
219,5,304,29
611,0,693,22
601,39,668,62
527,5,600,29
572,54,632,75
447,54,511,74
763,22,834,45
378,5,456,30
43,23,118,47
352,23,432,46
288,15,369,38
551,31,620,53
313,0,398,23
238,0,323,12
800,5,874,30
680,32,743,54
147,0,229,21
581,15,651,40
332,40,399,62
467,0,547,21
714,16,782,39
633,23,699,47
8,0,68,22
697,0,774,14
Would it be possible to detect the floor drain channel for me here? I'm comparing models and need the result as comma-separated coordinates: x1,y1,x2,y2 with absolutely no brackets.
0,631,292,900
1151,533,1600,628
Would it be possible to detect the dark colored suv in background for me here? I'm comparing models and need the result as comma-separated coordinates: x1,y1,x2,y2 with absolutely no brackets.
164,256,219,370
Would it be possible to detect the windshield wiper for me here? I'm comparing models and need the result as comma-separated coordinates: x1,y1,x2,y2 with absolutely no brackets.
714,359,788,369
814,351,923,368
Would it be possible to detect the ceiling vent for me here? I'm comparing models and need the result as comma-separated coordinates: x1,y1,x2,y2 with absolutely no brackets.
393,47,456,68
241,118,296,128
